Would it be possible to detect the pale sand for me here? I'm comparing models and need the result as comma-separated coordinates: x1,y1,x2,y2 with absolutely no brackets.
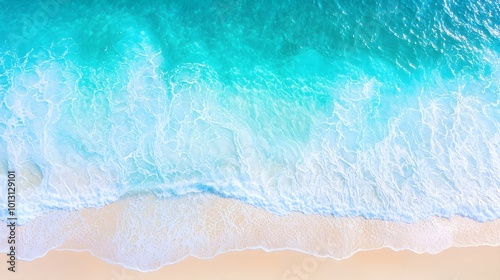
1,195,500,279
2,194,500,271
1,246,500,280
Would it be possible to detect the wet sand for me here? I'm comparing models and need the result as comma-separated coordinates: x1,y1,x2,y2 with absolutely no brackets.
2,245,500,280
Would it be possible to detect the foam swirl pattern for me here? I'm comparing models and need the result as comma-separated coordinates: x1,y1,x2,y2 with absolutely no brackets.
0,0,500,266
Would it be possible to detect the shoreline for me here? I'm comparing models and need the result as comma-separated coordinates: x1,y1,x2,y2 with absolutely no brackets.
15,242,500,272
2,245,499,280
2,194,500,271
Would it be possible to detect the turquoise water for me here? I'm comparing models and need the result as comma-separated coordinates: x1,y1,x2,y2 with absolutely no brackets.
0,0,500,225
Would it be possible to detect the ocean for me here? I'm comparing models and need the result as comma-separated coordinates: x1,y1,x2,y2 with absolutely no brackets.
1,0,499,270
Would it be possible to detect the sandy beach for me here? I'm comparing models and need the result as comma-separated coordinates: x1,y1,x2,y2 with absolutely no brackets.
2,0,500,279
2,194,500,273
3,195,500,279
2,245,500,280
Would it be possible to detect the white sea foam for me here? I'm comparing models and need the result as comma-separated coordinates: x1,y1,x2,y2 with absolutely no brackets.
1,194,500,271
1,44,500,224
1,0,500,270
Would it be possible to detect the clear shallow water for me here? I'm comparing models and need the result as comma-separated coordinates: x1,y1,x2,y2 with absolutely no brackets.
0,0,499,226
